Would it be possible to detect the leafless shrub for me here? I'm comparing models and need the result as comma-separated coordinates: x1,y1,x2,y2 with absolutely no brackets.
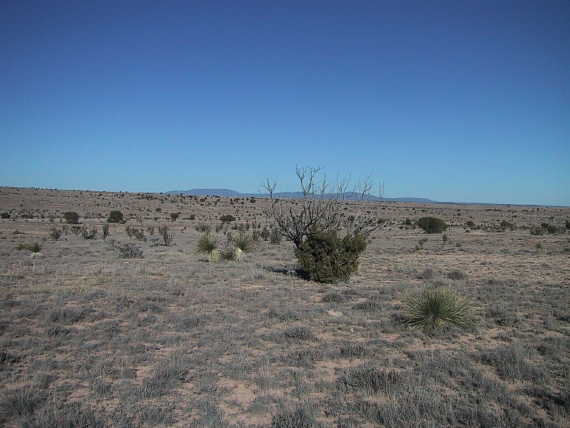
263,166,380,249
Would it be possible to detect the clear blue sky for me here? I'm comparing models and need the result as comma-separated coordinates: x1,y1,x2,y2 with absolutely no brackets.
1,0,569,205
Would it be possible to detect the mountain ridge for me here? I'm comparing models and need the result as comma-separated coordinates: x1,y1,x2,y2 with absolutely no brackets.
166,188,434,203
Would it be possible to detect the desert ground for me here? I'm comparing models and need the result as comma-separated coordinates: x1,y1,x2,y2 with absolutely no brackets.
0,186,569,427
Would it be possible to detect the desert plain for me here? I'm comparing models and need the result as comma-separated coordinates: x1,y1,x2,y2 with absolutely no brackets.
0,186,569,427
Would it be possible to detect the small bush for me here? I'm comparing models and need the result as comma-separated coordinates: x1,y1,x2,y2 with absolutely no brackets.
417,217,448,234
229,231,253,252
270,227,281,244
81,226,97,240
295,230,367,283
220,214,236,223
17,242,42,253
530,226,544,235
170,212,180,221
49,228,62,240
1,212,10,219
260,226,270,241
447,270,467,280
158,225,173,246
63,211,79,224
195,223,211,233
128,226,145,241
107,210,124,223
284,326,316,341
196,233,217,254
116,243,143,258
402,287,476,332
102,223,110,240
271,408,316,428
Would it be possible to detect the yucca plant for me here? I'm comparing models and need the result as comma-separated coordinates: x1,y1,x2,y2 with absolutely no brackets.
229,231,253,252
196,233,217,254
402,287,476,332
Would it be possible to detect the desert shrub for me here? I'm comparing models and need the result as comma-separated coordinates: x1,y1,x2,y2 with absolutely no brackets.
465,220,476,228
229,231,253,252
196,233,217,254
530,225,545,235
158,225,173,246
146,226,155,235
270,227,281,244
417,217,448,234
17,242,42,253
1,212,10,219
126,226,145,241
531,223,561,235
81,226,97,240
541,223,561,234
195,223,211,233
271,408,316,428
566,219,570,230
295,229,367,283
415,237,428,251
252,230,260,241
116,243,143,258
220,214,236,223
107,210,124,223
102,223,110,239
500,220,515,231
260,226,270,241
447,269,467,280
63,211,79,224
284,326,316,341
49,228,62,240
0,386,48,419
170,212,180,221
402,287,476,332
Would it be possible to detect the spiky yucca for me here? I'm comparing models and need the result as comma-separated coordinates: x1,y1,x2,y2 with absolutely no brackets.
196,233,217,254
403,288,476,332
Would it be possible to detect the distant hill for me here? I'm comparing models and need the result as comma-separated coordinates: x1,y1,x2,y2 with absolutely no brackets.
167,188,435,203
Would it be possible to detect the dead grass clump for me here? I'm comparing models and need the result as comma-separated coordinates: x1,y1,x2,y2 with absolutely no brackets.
16,242,42,253
115,242,143,258
284,326,316,341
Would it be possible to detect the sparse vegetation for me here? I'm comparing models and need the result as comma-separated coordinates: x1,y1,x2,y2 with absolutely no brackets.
0,186,568,427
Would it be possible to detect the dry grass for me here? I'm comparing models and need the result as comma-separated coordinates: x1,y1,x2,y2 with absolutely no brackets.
0,186,569,427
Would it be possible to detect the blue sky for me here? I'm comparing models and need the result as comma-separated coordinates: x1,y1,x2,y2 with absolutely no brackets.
1,0,569,205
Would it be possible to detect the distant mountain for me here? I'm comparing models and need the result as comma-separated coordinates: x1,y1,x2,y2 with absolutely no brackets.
167,188,242,197
167,188,435,203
